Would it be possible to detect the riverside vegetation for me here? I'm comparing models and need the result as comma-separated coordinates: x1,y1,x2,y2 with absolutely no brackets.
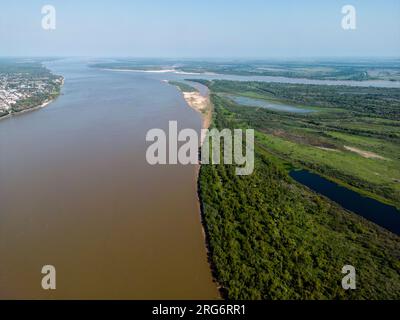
196,79,400,299
195,80,400,208
0,59,63,118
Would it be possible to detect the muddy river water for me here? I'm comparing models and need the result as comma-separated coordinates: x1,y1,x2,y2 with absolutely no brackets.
0,59,217,299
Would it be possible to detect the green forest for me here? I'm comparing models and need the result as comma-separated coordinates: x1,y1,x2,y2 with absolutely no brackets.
198,81,400,299
168,81,198,93
193,80,400,208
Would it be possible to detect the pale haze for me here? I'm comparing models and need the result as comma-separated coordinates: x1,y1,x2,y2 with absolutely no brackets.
0,0,399,57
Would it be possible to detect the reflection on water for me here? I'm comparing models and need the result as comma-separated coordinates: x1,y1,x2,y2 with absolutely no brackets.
0,59,218,299
290,170,400,235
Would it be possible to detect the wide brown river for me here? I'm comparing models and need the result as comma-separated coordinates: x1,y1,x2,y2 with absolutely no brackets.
0,59,218,299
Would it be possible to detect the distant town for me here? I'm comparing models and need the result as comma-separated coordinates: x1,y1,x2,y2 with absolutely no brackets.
0,59,63,118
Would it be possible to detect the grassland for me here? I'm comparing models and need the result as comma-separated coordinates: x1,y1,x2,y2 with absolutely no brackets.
192,80,400,208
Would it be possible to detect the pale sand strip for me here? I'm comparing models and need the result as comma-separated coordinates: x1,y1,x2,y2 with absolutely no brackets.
166,81,212,145
316,146,339,152
344,145,386,160
182,91,212,145
103,68,176,73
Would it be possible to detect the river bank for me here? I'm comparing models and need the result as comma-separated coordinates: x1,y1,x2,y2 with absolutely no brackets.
168,80,212,145
174,81,225,297
0,77,64,121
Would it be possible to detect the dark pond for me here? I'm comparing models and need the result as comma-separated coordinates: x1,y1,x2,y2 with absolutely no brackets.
290,170,400,235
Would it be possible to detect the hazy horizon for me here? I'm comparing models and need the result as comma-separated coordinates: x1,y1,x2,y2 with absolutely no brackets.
1,56,400,59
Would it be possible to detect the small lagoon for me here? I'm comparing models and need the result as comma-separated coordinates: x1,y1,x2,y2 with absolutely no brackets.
290,169,400,235
225,95,314,113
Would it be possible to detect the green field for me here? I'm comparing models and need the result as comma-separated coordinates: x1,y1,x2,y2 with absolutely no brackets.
192,80,400,208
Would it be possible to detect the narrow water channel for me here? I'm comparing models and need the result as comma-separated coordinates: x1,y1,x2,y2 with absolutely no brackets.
290,170,400,235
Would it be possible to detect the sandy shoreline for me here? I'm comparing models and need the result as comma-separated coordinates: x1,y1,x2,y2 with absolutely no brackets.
344,145,386,160
184,91,212,145
183,92,212,126
103,68,176,73
168,80,222,296
102,68,210,76
169,82,212,145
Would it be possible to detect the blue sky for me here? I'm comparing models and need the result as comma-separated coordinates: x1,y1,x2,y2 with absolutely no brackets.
0,0,399,57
